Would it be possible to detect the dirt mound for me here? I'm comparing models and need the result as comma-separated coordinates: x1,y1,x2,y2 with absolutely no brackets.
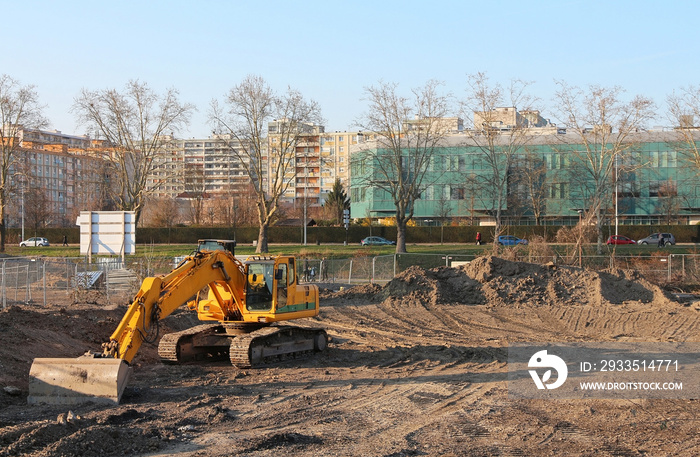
341,256,674,311
462,255,672,307
381,265,483,306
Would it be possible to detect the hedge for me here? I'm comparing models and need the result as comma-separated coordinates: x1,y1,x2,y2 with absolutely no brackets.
5,223,700,246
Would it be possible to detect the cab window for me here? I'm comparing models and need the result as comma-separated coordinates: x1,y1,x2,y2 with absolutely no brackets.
276,263,288,307
246,263,274,311
288,258,296,284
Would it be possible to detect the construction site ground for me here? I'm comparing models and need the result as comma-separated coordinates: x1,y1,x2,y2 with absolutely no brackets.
1,255,699,456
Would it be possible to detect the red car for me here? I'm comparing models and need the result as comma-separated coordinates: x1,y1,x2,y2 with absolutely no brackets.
606,235,636,245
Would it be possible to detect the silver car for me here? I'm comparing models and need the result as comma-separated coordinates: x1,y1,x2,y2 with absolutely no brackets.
637,233,675,246
20,237,50,247
360,236,396,246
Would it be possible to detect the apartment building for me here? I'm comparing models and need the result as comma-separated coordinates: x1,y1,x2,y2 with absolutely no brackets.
9,129,111,228
266,119,368,215
147,134,255,199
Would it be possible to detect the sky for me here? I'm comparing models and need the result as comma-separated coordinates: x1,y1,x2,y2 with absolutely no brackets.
3,0,699,138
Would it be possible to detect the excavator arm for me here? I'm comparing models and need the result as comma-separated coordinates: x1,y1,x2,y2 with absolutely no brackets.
28,250,247,405
102,251,246,363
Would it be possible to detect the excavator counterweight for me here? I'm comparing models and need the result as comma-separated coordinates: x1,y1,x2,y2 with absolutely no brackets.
28,241,323,405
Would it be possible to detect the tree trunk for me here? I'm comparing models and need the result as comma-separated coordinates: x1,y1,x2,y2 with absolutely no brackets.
595,208,604,255
0,194,6,252
257,223,269,253
396,220,407,253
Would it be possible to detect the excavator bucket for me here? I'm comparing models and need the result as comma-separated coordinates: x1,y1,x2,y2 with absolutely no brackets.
28,356,132,405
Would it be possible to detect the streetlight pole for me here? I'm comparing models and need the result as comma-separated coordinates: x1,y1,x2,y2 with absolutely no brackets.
614,155,619,236
232,202,238,242
21,178,25,242
303,152,307,246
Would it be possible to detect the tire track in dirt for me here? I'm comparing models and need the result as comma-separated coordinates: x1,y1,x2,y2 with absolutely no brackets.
540,303,700,342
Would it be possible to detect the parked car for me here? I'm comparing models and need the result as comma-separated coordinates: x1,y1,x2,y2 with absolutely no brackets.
637,233,676,246
360,236,396,246
606,235,636,245
19,237,50,247
497,235,528,246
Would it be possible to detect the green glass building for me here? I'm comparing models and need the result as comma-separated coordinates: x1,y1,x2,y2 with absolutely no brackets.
350,131,700,226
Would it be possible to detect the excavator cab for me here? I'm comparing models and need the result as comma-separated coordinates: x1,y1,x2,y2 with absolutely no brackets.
198,239,236,254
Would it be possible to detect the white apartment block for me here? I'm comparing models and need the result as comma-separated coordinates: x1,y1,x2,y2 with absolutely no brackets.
148,134,254,200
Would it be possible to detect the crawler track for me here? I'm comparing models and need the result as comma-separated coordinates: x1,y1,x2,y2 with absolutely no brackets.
158,324,228,363
229,325,327,368
158,324,328,368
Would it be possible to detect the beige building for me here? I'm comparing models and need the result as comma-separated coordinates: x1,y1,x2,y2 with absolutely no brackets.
403,116,464,134
11,128,111,228
267,120,364,213
473,107,559,135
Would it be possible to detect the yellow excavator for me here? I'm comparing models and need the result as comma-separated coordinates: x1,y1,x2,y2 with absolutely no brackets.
28,240,326,405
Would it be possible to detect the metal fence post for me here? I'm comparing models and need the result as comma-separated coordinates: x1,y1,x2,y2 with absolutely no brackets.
1,261,5,310
682,254,686,279
43,261,47,306
25,264,30,303
349,260,353,284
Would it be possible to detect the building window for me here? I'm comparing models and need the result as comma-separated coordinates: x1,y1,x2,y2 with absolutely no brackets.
451,187,465,200
649,181,660,197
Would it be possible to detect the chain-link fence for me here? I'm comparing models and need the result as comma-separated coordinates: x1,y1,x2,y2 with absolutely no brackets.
296,252,700,287
3,252,698,309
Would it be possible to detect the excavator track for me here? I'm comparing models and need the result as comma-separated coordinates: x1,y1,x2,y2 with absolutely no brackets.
229,325,327,368
158,324,229,364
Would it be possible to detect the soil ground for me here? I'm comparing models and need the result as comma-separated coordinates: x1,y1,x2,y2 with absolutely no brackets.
1,255,699,456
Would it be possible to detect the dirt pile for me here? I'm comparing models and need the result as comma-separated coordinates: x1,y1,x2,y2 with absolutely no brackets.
462,255,671,307
336,255,673,309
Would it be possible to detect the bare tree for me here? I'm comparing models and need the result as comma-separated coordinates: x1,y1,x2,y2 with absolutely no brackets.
72,80,194,224
142,196,181,228
354,80,451,253
511,148,550,225
70,156,116,221
553,82,655,253
463,172,480,226
461,72,538,243
667,86,700,173
0,75,48,251
435,189,452,244
657,179,682,225
24,186,52,232
210,75,322,253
